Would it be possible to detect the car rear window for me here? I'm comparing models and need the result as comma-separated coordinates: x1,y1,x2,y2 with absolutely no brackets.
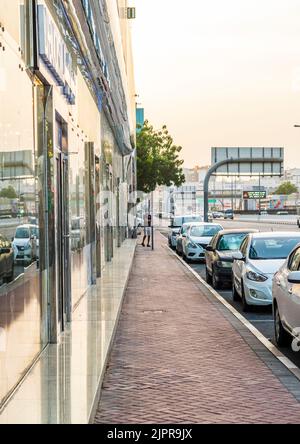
15,228,30,239
218,233,248,251
190,225,222,237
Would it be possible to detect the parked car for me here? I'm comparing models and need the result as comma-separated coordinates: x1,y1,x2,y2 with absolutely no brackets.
176,223,193,256
168,215,203,249
136,216,143,235
207,212,214,222
212,211,224,219
0,233,14,283
232,232,300,312
224,209,234,220
277,211,289,216
12,224,39,265
28,216,38,225
181,222,223,263
273,244,300,347
205,229,259,289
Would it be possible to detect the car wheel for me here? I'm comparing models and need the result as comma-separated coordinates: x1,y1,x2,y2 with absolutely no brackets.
212,268,221,290
4,267,14,283
241,280,250,312
183,253,191,264
206,267,212,285
232,276,240,301
274,304,290,347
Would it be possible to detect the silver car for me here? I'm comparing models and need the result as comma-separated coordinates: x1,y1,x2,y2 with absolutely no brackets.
12,224,39,265
232,232,300,312
176,223,193,256
273,243,300,348
168,215,203,249
182,222,223,262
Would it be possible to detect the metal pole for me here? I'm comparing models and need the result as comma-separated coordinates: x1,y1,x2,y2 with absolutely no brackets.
231,176,234,211
259,173,261,215
151,191,154,250
203,157,281,223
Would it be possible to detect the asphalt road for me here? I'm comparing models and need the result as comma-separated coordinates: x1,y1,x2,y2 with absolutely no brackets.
160,219,300,370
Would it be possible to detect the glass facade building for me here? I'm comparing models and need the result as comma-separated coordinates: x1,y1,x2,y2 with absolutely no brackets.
0,0,136,407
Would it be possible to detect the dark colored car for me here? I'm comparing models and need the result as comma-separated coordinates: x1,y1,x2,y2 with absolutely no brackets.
224,209,234,220
205,229,258,289
0,233,14,283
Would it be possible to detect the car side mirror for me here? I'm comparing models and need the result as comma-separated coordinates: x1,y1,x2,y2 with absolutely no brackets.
206,245,214,252
288,271,300,284
232,251,244,261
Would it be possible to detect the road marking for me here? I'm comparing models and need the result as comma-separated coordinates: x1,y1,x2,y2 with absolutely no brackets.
159,232,300,382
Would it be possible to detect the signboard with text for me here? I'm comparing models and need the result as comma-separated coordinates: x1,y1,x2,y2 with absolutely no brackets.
38,4,76,104
243,191,267,200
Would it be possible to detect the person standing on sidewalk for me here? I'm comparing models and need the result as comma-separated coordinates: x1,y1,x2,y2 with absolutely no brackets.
142,213,152,247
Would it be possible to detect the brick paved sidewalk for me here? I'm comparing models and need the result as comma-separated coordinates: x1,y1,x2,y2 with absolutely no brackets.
94,233,300,424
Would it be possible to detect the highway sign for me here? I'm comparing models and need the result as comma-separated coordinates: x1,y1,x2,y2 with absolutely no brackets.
243,191,267,200
211,147,284,176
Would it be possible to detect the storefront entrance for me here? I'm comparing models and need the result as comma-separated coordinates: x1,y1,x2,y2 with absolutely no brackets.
55,117,71,332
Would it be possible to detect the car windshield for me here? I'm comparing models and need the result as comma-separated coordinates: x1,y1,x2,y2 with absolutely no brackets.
190,225,222,237
173,216,202,227
249,237,300,260
15,228,30,239
31,227,39,238
218,233,248,251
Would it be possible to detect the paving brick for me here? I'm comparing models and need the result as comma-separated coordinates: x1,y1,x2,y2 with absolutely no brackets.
94,234,300,424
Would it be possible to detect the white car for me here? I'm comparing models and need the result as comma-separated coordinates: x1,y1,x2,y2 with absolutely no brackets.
168,215,203,249
273,244,300,348
182,222,223,262
176,223,193,256
232,232,300,312
13,224,39,265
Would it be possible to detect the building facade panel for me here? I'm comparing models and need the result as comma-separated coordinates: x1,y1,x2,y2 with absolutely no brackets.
0,0,136,407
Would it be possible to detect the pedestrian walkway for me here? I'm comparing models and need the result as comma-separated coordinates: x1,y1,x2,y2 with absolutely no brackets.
95,233,300,424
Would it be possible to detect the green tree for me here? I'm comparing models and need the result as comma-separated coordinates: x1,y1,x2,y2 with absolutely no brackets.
137,120,185,193
0,186,17,199
273,181,298,195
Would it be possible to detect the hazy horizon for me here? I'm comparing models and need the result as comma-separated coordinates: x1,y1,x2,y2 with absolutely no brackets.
132,0,300,169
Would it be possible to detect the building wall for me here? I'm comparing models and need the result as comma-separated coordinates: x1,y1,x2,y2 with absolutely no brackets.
0,0,135,407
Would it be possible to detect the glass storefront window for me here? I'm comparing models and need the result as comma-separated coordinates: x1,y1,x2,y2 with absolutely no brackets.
0,24,47,406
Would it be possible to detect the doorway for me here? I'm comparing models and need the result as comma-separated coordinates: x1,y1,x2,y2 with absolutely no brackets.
55,116,70,332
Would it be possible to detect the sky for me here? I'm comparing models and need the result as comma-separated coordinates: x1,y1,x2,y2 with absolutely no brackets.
132,0,300,169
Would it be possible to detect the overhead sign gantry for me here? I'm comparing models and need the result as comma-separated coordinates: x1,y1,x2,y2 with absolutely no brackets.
204,147,284,221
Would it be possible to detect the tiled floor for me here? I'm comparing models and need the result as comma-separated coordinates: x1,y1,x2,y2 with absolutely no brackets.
0,239,136,424
95,234,300,424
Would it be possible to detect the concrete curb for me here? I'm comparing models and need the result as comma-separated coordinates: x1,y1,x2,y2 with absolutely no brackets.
159,232,300,383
